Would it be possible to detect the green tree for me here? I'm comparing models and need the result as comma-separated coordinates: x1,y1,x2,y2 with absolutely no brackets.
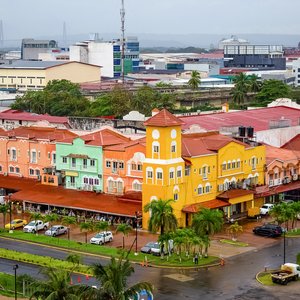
79,221,94,244
94,220,110,234
248,74,261,93
155,81,173,88
29,267,89,300
144,198,178,236
155,93,176,112
116,223,132,249
130,86,158,115
110,85,132,117
61,216,77,240
192,208,223,237
0,203,9,229
92,255,153,300
255,80,291,106
228,222,243,241
188,71,201,90
230,73,249,105
87,94,114,117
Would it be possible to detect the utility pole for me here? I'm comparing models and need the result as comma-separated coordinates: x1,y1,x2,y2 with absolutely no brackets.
120,0,125,84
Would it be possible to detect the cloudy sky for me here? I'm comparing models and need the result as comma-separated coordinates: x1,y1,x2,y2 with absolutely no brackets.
1,0,299,42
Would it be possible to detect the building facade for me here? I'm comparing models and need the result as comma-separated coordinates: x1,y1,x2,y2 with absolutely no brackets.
21,38,58,60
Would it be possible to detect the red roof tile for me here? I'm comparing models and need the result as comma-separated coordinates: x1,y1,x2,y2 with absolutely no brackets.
0,109,69,124
144,109,185,127
1,126,77,141
281,134,300,152
179,106,300,132
217,189,254,200
182,199,230,213
255,181,300,198
181,132,248,157
104,137,146,151
0,176,140,217
265,144,300,165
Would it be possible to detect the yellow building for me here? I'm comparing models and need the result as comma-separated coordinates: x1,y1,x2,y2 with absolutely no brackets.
0,61,101,91
142,109,266,228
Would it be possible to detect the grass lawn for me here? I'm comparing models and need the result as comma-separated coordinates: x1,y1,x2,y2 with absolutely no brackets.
257,272,276,286
219,239,249,247
286,228,300,236
0,230,219,268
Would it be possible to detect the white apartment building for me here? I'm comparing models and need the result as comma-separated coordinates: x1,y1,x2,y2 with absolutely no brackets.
292,59,300,87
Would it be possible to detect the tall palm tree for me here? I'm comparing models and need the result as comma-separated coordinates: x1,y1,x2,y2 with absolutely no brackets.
248,74,261,93
92,255,153,300
144,198,178,236
192,208,223,237
188,71,201,90
0,204,9,229
79,221,94,244
116,223,132,249
94,220,110,234
62,216,77,240
231,73,249,105
30,267,90,300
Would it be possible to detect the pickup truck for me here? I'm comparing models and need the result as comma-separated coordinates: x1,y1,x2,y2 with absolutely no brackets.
23,220,49,233
271,263,300,285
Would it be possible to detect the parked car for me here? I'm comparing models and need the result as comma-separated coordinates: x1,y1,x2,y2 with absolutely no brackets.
44,225,68,237
5,219,27,230
23,220,49,233
141,242,156,254
253,224,283,237
90,231,113,245
260,203,275,215
150,240,174,256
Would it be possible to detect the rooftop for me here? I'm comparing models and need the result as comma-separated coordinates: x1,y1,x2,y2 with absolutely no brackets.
281,134,300,152
265,144,300,165
144,109,185,127
179,106,300,132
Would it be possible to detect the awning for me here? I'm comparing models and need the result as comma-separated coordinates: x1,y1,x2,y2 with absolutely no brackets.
217,189,254,205
255,180,300,198
67,154,90,159
182,199,230,213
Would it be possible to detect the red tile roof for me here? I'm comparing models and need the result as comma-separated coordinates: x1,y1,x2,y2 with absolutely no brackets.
281,134,300,152
217,189,254,200
255,181,300,198
104,137,146,151
0,176,141,217
0,109,69,124
265,144,300,165
182,199,230,213
144,109,185,127
179,106,300,132
181,131,248,157
59,128,130,147
1,126,77,141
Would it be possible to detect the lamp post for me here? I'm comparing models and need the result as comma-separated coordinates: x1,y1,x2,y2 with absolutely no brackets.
283,230,286,264
134,211,138,256
13,264,18,300
8,194,13,233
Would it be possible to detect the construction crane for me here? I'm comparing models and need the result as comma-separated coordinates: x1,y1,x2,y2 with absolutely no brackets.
120,0,125,84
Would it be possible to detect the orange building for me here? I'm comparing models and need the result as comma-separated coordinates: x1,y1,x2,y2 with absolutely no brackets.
103,138,146,194
0,127,77,181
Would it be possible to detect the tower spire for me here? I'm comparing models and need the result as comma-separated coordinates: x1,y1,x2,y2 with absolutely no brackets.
120,0,125,84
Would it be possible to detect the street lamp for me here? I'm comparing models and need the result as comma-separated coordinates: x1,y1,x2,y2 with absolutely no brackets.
135,211,138,256
8,193,13,233
13,264,18,300
283,230,286,264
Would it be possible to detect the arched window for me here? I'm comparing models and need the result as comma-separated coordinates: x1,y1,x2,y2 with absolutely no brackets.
132,180,142,191
224,179,230,191
171,141,177,154
177,166,182,178
222,161,227,171
197,184,203,195
156,168,163,181
152,141,160,156
173,186,179,201
169,167,175,180
146,167,153,180
237,159,241,168
205,183,211,193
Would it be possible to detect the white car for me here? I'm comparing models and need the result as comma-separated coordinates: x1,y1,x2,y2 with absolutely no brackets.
45,225,68,237
260,203,275,215
90,231,113,245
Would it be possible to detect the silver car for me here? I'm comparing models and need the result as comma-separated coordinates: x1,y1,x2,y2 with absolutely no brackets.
45,225,68,237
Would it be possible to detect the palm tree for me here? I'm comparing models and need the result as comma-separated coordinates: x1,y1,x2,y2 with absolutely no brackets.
228,222,243,241
94,220,110,234
92,255,153,300
116,223,132,249
0,204,9,229
62,216,77,240
231,73,249,105
44,213,60,236
192,208,224,237
188,71,201,90
30,267,90,300
144,198,178,236
173,234,185,262
79,221,94,244
248,74,261,93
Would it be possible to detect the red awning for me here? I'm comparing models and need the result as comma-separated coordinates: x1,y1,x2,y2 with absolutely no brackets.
182,199,230,213
255,180,300,198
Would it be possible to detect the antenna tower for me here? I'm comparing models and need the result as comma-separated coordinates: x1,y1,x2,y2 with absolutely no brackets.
0,20,3,48
63,21,67,48
120,0,125,84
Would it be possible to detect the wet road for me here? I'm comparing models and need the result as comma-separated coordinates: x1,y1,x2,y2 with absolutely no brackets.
0,237,300,299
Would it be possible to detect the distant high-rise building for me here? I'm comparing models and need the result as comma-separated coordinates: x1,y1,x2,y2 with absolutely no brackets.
224,44,286,70
21,38,58,60
69,36,139,78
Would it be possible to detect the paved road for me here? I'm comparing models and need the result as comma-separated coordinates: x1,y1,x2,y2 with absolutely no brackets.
1,237,300,299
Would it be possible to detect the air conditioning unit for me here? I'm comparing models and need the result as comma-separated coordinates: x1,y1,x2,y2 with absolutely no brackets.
286,177,291,183
269,180,274,187
293,174,298,181
3,173,7,176
218,184,224,192
98,174,102,179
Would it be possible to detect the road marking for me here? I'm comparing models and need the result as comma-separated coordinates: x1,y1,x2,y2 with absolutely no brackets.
164,273,194,282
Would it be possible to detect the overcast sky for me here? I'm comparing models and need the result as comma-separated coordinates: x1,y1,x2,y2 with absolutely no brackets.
2,0,300,41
